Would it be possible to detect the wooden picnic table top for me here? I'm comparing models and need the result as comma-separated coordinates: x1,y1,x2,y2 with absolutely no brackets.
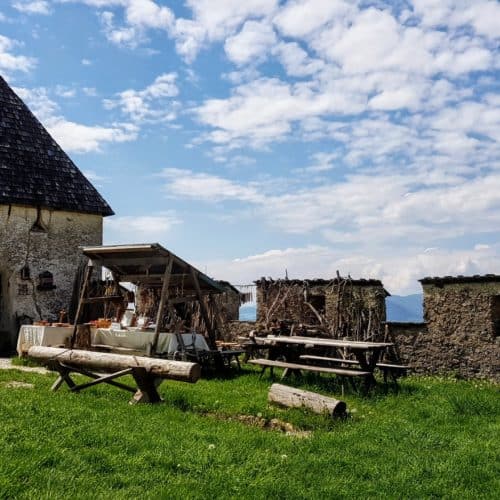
263,335,393,350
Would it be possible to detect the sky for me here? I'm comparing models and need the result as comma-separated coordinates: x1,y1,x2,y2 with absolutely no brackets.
1,0,499,295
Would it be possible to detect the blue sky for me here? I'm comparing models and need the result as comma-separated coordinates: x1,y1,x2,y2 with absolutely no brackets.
1,0,499,294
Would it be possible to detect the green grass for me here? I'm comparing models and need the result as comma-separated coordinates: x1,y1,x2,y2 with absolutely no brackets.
0,365,498,499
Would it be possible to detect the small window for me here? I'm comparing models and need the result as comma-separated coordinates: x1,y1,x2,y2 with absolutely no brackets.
20,265,30,280
309,294,326,313
31,207,47,233
18,284,30,296
37,271,56,291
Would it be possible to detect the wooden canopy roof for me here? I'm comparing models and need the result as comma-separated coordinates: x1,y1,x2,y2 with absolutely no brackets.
82,243,225,294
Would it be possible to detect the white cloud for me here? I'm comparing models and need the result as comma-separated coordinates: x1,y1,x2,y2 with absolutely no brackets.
104,213,180,243
160,168,264,203
273,0,356,38
224,20,276,65
273,41,324,77
0,35,36,73
12,1,51,15
81,58,92,65
203,243,500,295
47,119,138,153
14,86,138,153
103,72,179,123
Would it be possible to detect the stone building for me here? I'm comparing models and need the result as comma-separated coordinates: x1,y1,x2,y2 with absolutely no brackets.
255,277,388,339
387,275,500,380
0,76,114,352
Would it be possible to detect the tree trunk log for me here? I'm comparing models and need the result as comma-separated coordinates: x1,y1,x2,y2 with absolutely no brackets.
268,383,347,417
28,346,201,383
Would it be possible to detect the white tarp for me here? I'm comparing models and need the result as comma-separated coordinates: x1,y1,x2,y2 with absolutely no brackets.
17,325,73,355
92,329,210,354
17,325,210,356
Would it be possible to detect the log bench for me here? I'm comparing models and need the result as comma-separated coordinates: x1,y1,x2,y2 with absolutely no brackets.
248,358,370,384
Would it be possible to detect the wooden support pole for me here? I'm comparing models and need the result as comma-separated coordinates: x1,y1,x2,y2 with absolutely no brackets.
268,383,347,418
70,260,94,348
151,255,174,355
190,267,217,349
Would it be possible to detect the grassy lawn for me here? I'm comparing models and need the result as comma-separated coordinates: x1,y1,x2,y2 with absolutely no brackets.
0,364,498,499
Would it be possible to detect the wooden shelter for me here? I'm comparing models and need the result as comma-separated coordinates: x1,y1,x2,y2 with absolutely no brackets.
72,243,226,353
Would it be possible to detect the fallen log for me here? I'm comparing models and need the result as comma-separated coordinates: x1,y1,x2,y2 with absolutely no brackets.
27,346,201,383
268,383,347,417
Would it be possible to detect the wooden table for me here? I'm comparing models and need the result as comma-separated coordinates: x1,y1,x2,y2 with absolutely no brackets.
262,335,393,386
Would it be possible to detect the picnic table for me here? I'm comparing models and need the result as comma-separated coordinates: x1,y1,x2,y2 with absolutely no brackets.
258,335,394,386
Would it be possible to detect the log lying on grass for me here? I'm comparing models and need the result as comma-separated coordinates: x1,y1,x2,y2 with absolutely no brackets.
268,383,347,418
28,346,201,383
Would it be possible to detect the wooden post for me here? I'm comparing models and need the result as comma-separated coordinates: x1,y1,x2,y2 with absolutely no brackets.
74,324,91,349
190,267,217,349
151,255,174,355
70,260,94,348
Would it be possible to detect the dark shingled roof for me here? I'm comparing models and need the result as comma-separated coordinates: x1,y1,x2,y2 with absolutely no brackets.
0,76,114,216
419,274,500,285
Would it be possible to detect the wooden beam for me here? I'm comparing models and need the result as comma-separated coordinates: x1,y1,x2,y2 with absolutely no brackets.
151,255,174,355
82,295,123,304
190,267,217,349
70,260,94,348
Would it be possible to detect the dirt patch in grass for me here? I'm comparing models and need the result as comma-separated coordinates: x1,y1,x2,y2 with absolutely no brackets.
2,381,35,389
208,412,312,438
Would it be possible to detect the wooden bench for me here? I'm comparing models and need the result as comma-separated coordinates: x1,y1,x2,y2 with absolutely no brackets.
248,358,370,382
376,363,409,383
299,355,409,383
300,355,359,365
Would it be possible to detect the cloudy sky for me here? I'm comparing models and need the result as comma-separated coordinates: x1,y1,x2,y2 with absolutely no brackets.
1,0,499,294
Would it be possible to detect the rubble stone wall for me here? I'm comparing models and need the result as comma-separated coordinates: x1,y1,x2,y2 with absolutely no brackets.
385,282,500,380
0,204,103,352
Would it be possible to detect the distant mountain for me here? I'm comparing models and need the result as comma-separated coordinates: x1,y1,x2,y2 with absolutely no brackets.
386,294,424,322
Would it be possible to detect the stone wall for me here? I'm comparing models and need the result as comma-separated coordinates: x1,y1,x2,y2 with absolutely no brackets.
421,282,500,380
0,204,103,351
256,278,387,341
385,281,500,381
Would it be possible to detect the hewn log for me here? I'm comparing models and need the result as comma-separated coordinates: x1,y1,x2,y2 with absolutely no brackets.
268,383,347,417
28,346,201,383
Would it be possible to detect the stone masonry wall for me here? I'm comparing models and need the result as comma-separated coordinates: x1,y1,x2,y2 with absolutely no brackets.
385,282,500,381
0,204,103,351
420,282,500,380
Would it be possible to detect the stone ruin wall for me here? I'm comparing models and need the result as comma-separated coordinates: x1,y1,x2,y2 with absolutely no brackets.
255,279,387,340
325,285,387,339
386,282,500,381
0,204,103,352
421,282,499,380
256,280,327,325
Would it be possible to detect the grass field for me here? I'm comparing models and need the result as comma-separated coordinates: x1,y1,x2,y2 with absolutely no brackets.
0,364,499,499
